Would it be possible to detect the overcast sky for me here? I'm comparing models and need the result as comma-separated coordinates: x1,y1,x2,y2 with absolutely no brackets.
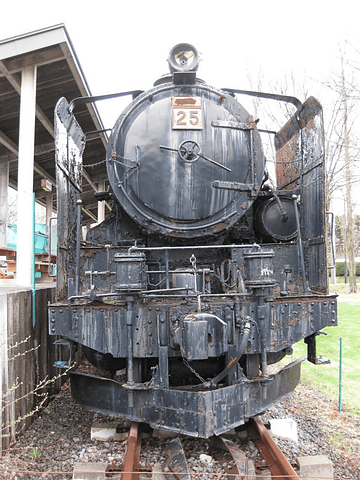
2,0,360,213
2,0,358,101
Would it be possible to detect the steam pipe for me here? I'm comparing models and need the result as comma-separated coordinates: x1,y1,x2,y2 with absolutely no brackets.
75,199,82,295
292,194,309,294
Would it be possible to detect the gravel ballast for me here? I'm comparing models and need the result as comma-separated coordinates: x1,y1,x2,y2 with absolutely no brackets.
0,380,359,479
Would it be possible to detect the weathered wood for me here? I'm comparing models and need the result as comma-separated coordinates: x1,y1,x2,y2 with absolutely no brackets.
0,286,62,450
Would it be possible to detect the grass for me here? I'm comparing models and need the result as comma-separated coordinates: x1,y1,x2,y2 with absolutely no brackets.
292,279,360,418
328,275,360,293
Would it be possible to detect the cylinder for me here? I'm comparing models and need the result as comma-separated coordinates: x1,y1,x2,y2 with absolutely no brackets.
243,249,276,288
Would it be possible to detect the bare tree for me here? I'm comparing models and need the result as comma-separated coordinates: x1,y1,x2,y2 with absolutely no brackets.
7,188,46,227
324,45,360,292
244,62,359,290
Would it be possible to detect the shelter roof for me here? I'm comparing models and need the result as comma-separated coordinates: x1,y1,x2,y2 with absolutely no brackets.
0,24,108,223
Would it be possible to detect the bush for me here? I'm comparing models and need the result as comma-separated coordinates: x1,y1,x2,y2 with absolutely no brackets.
335,262,360,276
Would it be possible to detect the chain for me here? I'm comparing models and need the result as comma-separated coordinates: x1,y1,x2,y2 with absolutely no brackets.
83,158,107,169
182,357,207,385
83,155,138,169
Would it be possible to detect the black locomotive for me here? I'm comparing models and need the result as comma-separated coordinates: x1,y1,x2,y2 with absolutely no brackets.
49,44,337,437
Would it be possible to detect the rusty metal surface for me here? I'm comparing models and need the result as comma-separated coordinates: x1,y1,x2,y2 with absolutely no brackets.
50,44,338,439
165,437,191,480
54,97,84,300
249,416,299,480
275,96,327,294
68,357,303,438
122,422,142,480
210,436,249,479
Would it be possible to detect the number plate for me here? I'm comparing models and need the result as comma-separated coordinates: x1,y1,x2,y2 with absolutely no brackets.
172,97,203,130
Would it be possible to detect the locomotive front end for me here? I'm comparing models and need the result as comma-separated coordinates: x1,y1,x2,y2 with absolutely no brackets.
49,44,337,438
106,43,265,239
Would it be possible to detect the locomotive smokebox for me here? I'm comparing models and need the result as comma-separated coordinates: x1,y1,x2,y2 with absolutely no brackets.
106,45,265,239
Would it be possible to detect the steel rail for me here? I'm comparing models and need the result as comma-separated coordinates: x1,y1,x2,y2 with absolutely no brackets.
249,416,300,479
121,422,142,480
209,435,250,479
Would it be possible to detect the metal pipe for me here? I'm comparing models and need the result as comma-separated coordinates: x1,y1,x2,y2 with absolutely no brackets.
292,195,309,294
268,185,288,222
68,90,144,113
258,295,268,376
129,243,260,252
221,88,303,111
126,298,135,386
75,199,82,295
250,130,255,184
164,249,170,289
326,211,336,270
48,217,57,277
32,193,36,327
142,292,250,299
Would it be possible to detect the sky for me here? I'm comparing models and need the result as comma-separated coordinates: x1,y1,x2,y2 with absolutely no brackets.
1,0,360,213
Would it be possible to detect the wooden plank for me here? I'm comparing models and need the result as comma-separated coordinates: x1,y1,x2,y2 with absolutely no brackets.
6,260,55,273
0,247,16,260
35,253,57,263
0,249,57,264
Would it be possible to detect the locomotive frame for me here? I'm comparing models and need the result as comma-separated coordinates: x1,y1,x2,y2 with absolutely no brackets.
49,44,337,438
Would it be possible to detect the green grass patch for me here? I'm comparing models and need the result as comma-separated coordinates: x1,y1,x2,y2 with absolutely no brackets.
293,295,360,418
329,276,360,294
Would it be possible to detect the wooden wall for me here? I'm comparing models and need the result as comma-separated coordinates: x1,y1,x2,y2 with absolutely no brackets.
0,286,62,450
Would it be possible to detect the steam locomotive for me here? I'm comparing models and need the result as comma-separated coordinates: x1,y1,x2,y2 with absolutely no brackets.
49,44,337,438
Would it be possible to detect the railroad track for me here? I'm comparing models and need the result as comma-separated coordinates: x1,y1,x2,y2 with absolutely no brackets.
100,417,300,480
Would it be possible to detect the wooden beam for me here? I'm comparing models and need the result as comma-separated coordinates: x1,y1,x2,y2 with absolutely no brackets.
0,44,67,76
0,130,17,154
